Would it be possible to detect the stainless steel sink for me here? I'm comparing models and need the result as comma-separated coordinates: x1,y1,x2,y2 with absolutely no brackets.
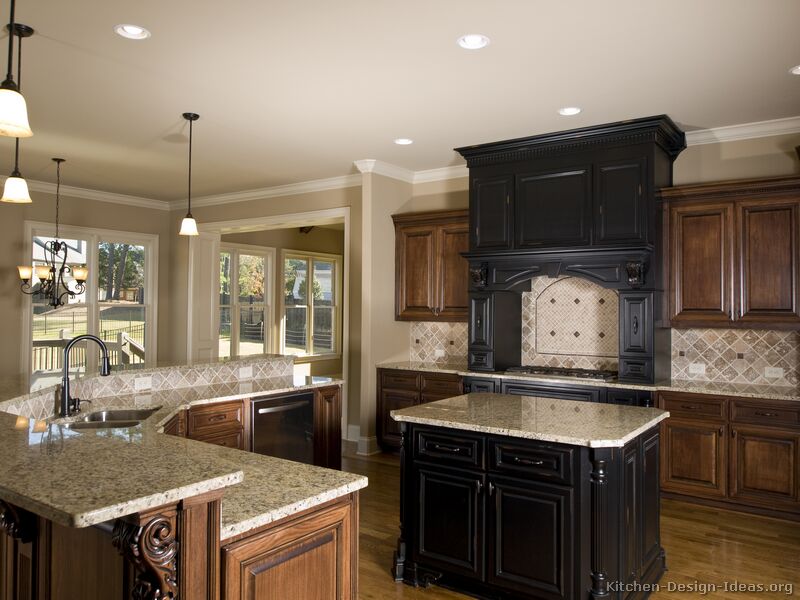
64,420,142,430
81,407,161,423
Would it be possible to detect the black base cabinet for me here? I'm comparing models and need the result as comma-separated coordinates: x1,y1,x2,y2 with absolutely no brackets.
394,424,665,600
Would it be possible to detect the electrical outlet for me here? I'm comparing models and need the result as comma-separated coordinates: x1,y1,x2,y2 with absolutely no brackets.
764,367,784,379
134,376,152,391
239,365,254,380
434,349,446,358
689,363,706,375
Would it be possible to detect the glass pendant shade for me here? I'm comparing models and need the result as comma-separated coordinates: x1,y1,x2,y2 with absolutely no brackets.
179,215,199,236
0,87,32,138
1,173,31,202
35,265,51,280
72,265,88,282
17,265,31,280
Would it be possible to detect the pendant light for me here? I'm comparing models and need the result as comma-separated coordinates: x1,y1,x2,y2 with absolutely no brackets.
0,0,32,138
18,159,89,307
179,112,200,236
2,22,33,203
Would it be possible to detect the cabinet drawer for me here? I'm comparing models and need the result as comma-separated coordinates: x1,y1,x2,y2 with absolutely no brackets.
659,392,726,420
193,428,244,450
730,400,800,429
618,357,653,383
489,439,574,485
464,377,500,393
381,370,420,391
468,349,494,371
414,428,485,469
188,401,244,435
421,374,463,396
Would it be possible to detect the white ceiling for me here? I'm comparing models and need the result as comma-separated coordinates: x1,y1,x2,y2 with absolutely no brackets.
6,0,800,201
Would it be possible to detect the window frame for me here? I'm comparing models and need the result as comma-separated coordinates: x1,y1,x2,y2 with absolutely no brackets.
21,221,159,385
280,249,343,361
219,242,276,358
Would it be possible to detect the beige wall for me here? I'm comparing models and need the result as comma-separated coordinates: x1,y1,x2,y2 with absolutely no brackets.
0,190,173,380
222,226,345,377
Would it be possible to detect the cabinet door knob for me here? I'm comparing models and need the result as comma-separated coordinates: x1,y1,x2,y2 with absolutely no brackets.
488,482,495,496
731,429,737,438
475,480,483,493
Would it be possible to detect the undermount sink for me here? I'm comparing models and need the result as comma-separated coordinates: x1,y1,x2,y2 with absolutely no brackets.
81,408,161,423
65,420,142,430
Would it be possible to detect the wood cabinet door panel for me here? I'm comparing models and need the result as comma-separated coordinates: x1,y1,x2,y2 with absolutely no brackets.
471,175,513,250
378,389,418,450
192,428,244,450
670,203,734,324
396,225,437,319
314,386,342,470
729,426,799,509
620,292,652,355
737,199,800,324
661,418,727,498
437,223,470,319
516,168,591,248
188,400,244,436
487,477,573,600
595,158,647,245
469,294,492,349
414,467,484,580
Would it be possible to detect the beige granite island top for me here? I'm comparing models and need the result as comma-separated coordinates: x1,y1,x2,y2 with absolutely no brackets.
391,392,670,448
0,373,367,541
377,360,800,402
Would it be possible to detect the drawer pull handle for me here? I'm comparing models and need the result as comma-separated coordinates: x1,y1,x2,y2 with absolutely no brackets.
512,456,545,467
680,404,701,410
432,443,462,454
488,482,495,496
208,414,228,422
754,411,779,417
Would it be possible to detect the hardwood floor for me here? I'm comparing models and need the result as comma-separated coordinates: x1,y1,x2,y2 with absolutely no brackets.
342,449,800,599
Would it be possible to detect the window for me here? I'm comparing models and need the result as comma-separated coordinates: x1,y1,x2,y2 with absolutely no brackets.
219,245,274,358
282,251,342,358
25,224,158,391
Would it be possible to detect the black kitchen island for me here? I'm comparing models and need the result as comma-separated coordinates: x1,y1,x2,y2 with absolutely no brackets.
391,393,670,600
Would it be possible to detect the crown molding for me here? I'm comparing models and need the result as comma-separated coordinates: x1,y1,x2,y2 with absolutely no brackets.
685,116,800,146
172,173,362,210
413,164,468,183
353,159,415,183
0,177,170,211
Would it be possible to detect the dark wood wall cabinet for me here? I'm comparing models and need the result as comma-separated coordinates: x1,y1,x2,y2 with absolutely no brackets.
659,391,800,520
661,176,800,328
376,368,463,451
393,424,665,600
393,210,469,322
456,116,687,381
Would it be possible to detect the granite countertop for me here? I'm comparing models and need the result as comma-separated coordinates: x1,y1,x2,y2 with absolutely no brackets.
1,374,367,540
391,392,669,448
377,361,800,402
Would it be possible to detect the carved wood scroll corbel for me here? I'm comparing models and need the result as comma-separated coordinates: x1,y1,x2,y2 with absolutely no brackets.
112,509,179,600
0,500,36,543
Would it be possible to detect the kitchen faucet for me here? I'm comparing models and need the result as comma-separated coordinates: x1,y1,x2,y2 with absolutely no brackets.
60,334,111,417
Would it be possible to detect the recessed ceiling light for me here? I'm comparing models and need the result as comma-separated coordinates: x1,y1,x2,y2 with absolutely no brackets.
558,107,582,116
114,24,151,40
394,138,413,145
790,65,800,75
457,34,490,50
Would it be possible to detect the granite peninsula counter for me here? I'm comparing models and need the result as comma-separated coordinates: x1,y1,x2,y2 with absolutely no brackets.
0,357,367,600
391,393,668,600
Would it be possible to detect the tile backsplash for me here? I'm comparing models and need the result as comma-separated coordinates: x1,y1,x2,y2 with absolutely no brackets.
522,276,619,371
410,322,468,364
671,328,799,387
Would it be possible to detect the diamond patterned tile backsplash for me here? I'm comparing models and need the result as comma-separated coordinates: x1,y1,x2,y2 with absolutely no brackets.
671,328,800,386
410,322,468,364
522,276,619,370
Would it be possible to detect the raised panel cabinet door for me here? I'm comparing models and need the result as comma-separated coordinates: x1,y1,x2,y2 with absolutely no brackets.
487,477,573,600
660,418,727,498
437,222,470,320
378,388,418,451
670,203,735,325
395,223,437,320
729,426,800,510
314,387,342,470
471,175,513,250
736,199,800,324
595,158,647,245
414,466,484,580
469,293,492,349
619,292,653,355
516,167,591,248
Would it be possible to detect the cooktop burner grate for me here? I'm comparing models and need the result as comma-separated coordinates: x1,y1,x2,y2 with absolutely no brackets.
505,366,618,382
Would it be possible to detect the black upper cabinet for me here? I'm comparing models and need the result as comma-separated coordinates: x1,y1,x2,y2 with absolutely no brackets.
516,167,592,248
471,175,513,250
595,157,647,245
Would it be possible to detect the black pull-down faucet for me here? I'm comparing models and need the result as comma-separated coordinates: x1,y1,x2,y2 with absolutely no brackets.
60,334,111,417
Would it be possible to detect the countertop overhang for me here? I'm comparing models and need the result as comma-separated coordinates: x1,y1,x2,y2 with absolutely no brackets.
391,392,669,447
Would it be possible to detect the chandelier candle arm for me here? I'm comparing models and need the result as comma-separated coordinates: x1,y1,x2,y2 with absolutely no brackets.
179,112,200,236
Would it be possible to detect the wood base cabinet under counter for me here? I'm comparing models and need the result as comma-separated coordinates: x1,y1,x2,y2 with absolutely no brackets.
659,391,800,519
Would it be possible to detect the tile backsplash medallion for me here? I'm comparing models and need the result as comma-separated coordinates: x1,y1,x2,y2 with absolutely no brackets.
671,328,799,387
522,276,619,370
410,322,468,364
